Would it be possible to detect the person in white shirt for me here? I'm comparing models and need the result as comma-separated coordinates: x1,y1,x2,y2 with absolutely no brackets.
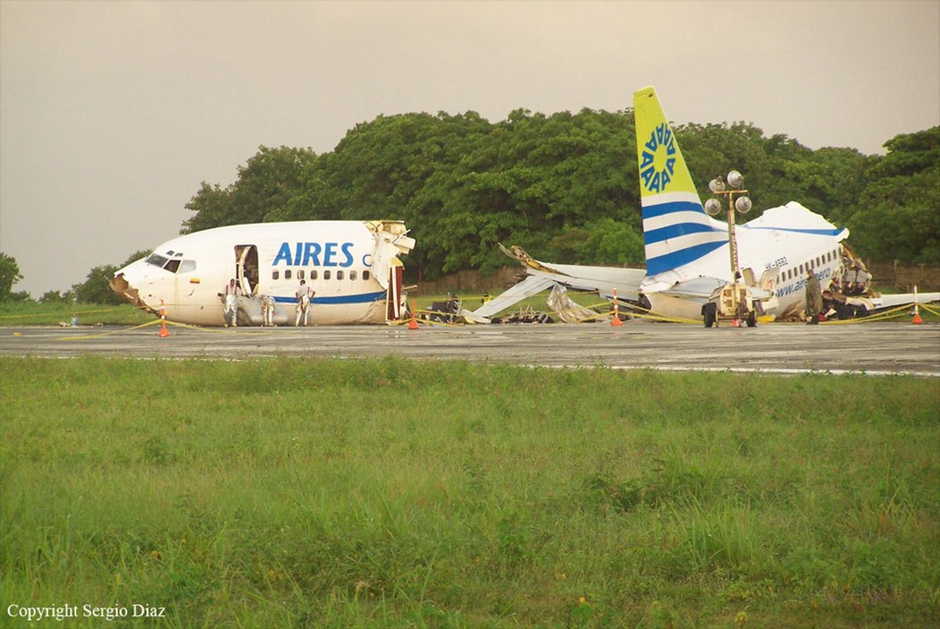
222,279,240,327
295,280,315,326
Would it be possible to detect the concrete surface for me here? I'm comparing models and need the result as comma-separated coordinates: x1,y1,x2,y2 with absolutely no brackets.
3,320,939,376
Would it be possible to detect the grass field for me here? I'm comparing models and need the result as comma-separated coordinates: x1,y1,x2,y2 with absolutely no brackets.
0,303,154,327
1,357,938,627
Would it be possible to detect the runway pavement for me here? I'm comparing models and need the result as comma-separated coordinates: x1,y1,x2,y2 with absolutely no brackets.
2,320,939,376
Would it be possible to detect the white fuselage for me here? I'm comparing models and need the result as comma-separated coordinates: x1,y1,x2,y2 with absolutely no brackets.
112,221,412,326
641,203,847,320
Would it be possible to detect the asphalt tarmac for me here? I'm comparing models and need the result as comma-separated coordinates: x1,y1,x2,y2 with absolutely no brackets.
3,320,939,376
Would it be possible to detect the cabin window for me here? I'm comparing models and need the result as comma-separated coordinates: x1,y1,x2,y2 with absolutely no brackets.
350,270,358,281
336,270,344,280
273,270,279,280
179,260,197,273
323,270,331,280
363,270,371,281
285,270,292,280
310,270,318,281
298,270,305,280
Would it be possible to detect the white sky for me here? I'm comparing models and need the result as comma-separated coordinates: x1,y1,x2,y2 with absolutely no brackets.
2,0,938,297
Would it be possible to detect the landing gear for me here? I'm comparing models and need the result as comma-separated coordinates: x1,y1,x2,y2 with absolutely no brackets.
702,302,718,328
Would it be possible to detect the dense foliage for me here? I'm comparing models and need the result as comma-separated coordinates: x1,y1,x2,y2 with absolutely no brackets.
0,252,25,302
178,112,938,278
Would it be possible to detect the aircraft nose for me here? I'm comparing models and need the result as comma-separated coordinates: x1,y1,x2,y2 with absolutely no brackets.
110,262,149,311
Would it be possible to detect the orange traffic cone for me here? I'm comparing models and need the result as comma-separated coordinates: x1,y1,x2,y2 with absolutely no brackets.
611,288,623,327
408,301,419,330
912,285,923,324
159,299,170,337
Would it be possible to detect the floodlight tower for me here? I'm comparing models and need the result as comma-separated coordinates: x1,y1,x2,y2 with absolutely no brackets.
704,170,752,315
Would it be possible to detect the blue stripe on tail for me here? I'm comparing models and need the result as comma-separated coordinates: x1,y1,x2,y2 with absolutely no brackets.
646,241,727,276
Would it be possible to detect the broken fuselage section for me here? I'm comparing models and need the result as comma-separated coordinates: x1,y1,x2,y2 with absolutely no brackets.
110,220,415,326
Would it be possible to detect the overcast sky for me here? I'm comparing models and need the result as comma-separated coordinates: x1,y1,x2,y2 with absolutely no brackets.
2,0,938,297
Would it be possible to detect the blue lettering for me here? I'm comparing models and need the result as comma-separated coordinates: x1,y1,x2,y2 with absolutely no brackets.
641,167,656,190
650,172,661,193
273,243,293,266
323,242,338,267
271,241,358,268
302,242,321,266
362,253,372,267
660,170,671,189
340,242,354,268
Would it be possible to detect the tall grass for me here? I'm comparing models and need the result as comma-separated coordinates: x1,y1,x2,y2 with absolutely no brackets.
1,357,938,627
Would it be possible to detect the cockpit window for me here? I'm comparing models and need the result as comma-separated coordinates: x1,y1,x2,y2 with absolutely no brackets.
146,253,169,268
145,253,195,274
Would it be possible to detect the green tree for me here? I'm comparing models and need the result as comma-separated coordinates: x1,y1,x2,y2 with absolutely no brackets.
0,252,24,302
177,108,939,275
846,127,940,264
182,146,317,233
72,265,122,305
40,290,71,304
72,250,152,305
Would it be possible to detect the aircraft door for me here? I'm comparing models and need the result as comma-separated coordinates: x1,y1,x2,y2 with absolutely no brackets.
758,267,780,293
235,245,259,296
386,263,404,320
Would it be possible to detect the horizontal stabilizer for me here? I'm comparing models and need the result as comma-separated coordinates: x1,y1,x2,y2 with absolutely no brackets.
647,276,727,299
871,291,940,309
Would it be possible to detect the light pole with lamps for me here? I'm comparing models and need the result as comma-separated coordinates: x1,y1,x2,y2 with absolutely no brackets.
703,170,754,325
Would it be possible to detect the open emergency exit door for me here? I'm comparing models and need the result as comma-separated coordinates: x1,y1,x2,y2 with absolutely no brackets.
386,262,404,321
235,245,259,296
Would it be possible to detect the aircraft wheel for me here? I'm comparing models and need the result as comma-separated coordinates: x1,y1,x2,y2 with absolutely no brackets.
702,303,717,328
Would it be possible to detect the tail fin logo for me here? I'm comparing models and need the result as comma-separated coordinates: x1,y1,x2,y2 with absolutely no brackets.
639,123,676,194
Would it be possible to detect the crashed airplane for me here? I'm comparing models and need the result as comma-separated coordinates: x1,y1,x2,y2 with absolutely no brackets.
474,86,938,323
111,220,415,326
